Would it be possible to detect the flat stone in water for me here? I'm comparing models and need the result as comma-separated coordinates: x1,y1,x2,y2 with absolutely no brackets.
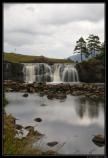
22,93,28,97
34,118,42,122
92,134,105,147
47,141,58,147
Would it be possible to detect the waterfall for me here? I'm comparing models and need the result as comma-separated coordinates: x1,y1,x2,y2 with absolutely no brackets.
23,63,53,83
23,63,79,83
23,64,36,83
53,64,62,82
62,65,79,82
35,63,53,82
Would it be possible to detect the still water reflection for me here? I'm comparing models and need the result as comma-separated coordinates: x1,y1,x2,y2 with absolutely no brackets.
5,93,104,155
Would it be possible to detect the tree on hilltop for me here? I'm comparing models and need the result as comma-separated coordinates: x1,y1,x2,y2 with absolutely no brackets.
74,37,88,62
86,34,101,57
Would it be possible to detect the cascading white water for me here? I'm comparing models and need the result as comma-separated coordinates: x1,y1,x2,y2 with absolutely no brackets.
23,64,36,83
23,63,53,83
35,63,53,82
62,65,79,82
53,64,62,82
23,63,79,83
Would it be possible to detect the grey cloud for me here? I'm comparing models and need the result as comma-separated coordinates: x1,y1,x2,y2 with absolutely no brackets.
6,28,53,36
39,4,104,25
3,3,104,58
4,32,35,47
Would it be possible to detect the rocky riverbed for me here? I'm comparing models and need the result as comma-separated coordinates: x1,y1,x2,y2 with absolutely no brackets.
4,80,104,101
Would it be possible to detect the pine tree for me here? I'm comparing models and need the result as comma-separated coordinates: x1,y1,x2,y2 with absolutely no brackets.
86,34,101,57
100,42,105,54
96,42,105,62
74,37,88,62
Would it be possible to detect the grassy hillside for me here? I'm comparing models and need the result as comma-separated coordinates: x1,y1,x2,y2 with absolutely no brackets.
4,52,73,64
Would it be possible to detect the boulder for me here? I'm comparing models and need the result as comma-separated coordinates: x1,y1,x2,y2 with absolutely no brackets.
34,118,42,122
47,141,58,147
22,93,28,97
92,134,105,147
47,93,54,100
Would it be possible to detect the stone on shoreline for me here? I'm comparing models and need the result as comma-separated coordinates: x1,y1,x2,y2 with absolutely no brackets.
15,124,23,130
25,126,34,131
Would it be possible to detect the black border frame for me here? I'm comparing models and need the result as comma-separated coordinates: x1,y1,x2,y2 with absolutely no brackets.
1,1,107,157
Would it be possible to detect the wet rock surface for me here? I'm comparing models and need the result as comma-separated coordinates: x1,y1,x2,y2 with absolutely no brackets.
75,59,104,83
47,141,58,147
4,61,24,82
4,81,104,101
34,118,42,122
22,93,29,97
92,134,105,147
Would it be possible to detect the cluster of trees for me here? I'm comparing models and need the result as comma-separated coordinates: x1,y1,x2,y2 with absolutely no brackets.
74,34,105,62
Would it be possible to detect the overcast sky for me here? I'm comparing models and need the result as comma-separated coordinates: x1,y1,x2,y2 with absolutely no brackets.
3,3,105,59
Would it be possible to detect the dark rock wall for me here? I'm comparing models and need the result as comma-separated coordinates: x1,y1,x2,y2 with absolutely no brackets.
75,59,105,83
4,61,24,82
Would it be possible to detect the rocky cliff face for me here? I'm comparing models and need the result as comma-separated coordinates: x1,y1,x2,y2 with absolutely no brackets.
4,61,24,82
75,59,105,83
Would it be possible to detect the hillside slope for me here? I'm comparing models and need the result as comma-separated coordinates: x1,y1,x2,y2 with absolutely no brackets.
4,52,72,64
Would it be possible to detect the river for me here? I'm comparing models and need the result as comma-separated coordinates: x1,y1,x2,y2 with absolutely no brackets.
5,92,104,155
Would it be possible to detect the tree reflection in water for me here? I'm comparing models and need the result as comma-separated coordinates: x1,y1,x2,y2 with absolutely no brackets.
75,96,104,119
75,97,86,119
87,99,99,119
